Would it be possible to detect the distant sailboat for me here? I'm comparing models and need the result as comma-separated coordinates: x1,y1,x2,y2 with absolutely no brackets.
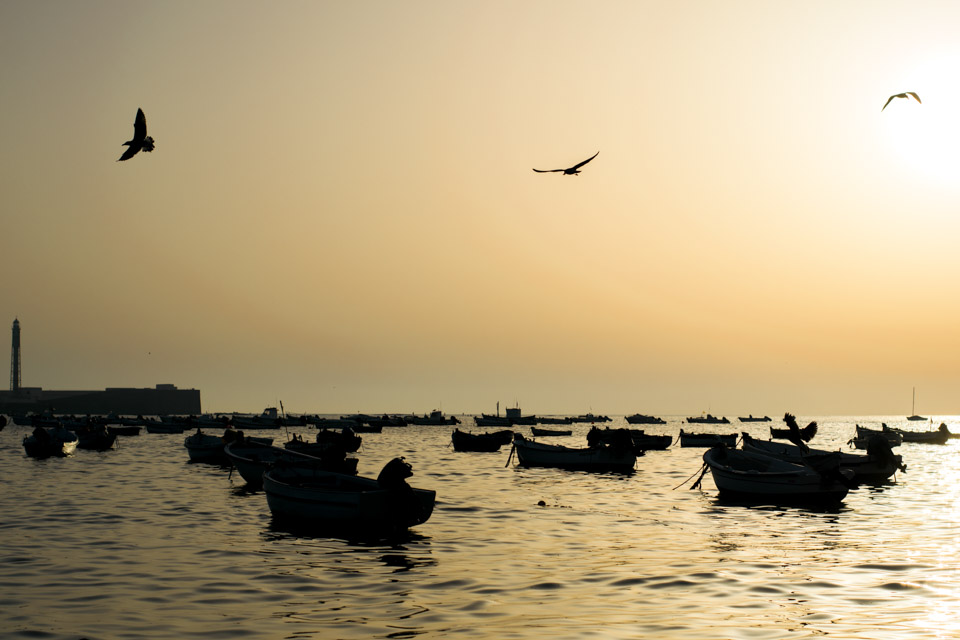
907,387,926,421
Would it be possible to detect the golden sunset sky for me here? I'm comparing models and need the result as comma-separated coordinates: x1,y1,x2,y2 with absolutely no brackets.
3,1,960,415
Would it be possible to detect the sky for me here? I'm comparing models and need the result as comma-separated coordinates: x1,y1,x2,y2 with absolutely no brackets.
3,1,960,416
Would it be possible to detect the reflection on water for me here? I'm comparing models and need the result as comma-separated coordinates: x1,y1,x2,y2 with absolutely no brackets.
1,416,960,639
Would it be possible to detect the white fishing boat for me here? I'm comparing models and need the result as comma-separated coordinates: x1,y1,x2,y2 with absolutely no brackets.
701,445,852,504
509,434,636,472
263,458,435,530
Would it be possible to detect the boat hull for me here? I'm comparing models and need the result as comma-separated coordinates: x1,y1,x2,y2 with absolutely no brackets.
703,447,850,504
263,467,435,529
511,437,635,473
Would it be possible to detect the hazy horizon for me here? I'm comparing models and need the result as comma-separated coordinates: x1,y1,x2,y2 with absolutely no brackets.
4,1,960,416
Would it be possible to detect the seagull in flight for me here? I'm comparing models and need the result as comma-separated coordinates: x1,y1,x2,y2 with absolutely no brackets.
118,108,155,161
533,151,599,176
881,92,921,111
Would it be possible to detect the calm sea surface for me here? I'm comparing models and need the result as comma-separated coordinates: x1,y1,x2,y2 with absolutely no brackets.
3,415,960,640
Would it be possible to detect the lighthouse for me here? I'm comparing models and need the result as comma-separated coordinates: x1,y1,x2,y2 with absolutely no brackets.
10,318,20,392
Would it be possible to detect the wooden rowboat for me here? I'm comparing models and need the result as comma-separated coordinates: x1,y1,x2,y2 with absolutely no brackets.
263,458,435,530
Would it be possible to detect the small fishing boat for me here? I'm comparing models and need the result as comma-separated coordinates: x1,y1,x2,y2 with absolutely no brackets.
475,414,511,427
741,433,904,483
854,425,902,446
679,429,738,447
625,413,666,425
686,414,730,424
23,426,79,458
530,427,573,437
509,434,635,473
75,425,117,451
263,457,435,530
231,407,284,430
285,429,362,455
224,439,358,488
566,413,612,424
701,445,852,504
185,429,272,464
738,415,772,423
884,423,951,445
408,410,460,426
451,428,513,452
587,426,671,452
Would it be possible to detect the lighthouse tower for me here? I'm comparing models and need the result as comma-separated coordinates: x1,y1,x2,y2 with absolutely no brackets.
10,318,21,392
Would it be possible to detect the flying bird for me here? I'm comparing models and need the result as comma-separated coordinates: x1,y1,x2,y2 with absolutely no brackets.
118,108,155,161
533,151,599,176
783,412,817,452
881,92,921,111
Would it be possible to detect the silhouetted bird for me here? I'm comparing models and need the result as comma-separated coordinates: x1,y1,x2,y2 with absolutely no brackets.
783,412,817,452
881,92,921,111
118,108,155,161
533,151,599,176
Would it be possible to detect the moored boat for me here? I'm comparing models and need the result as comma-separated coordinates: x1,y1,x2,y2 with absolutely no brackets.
530,427,573,437
408,410,460,426
23,426,79,458
224,439,358,487
686,414,730,424
75,425,117,451
509,434,635,473
738,415,772,423
566,413,612,424
741,433,904,483
474,414,511,427
263,457,435,530
679,429,737,448
185,429,272,464
625,413,666,425
451,428,512,452
855,424,902,446
701,445,852,505
884,423,951,445
587,426,671,452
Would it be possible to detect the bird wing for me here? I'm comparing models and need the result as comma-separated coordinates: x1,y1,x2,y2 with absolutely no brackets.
132,108,147,142
783,412,798,429
801,421,818,442
118,146,139,162
570,150,600,171
881,95,896,111
907,92,921,104
533,168,563,173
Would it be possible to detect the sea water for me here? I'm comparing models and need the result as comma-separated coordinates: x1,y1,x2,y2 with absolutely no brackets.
2,416,959,639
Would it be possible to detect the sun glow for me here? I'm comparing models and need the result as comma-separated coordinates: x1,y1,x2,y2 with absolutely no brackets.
883,57,960,185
